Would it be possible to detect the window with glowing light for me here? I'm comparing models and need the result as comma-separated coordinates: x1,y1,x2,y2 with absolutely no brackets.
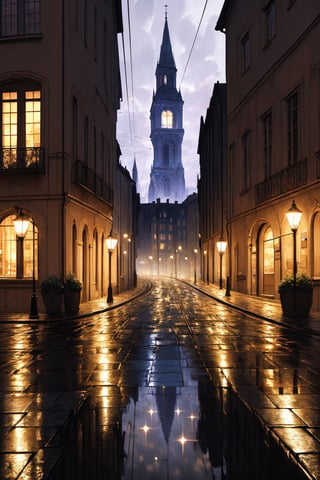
313,213,320,277
263,227,274,274
161,110,173,128
0,215,38,279
1,86,41,169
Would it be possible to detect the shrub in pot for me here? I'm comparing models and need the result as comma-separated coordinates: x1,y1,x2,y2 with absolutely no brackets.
41,275,64,315
64,273,82,313
278,273,313,317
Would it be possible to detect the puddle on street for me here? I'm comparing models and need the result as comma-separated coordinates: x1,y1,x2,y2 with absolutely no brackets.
121,385,219,479
119,342,225,479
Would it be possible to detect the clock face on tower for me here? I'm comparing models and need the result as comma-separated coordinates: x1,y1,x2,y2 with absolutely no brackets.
161,110,173,128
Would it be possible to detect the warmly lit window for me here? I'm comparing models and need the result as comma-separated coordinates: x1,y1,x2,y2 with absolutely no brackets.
241,32,250,71
1,87,41,168
0,215,38,279
313,213,320,277
262,112,272,178
1,0,40,37
287,91,298,166
263,227,274,274
161,110,173,128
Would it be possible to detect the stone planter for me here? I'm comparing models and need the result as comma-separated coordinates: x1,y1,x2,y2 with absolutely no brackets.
41,292,63,315
64,290,81,314
279,289,313,317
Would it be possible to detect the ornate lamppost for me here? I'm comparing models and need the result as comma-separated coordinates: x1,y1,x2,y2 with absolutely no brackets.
13,210,39,319
285,200,302,312
106,232,117,303
193,248,198,284
216,239,227,290
175,245,182,279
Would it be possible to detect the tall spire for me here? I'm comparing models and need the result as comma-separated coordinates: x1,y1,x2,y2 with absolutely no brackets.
158,9,176,70
132,156,138,186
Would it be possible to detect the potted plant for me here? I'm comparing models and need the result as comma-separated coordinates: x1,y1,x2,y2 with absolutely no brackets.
40,275,64,315
64,273,82,313
278,273,313,317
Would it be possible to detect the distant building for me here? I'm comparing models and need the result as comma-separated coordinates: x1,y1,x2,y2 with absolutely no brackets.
137,194,199,281
148,12,186,203
0,0,126,313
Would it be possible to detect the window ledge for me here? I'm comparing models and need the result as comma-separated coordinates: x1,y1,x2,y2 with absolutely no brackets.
0,33,43,43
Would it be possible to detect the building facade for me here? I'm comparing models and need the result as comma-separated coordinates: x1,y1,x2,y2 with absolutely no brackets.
0,0,125,313
114,156,139,293
198,82,227,287
137,194,199,282
214,1,320,308
148,13,186,204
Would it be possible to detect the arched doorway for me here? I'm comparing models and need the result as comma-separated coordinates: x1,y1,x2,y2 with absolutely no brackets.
258,224,275,296
82,228,89,301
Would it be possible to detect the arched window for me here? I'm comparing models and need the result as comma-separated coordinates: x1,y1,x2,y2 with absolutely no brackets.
93,229,98,285
1,82,42,170
313,213,320,277
161,110,173,128
0,214,38,279
72,224,77,276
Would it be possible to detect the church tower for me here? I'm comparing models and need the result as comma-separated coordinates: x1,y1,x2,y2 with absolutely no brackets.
148,11,186,203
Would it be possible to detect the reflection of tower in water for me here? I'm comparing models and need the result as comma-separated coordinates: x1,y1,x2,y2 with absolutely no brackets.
156,385,176,444
154,341,181,444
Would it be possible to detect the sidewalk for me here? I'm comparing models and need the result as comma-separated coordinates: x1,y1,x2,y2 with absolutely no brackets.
2,278,320,337
189,280,320,336
0,279,150,323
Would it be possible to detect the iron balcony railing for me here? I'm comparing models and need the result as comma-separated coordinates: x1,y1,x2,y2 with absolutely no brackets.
255,158,307,205
73,159,114,205
0,147,45,174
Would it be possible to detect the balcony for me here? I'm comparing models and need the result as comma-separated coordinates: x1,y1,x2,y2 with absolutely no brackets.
0,147,45,174
73,160,113,205
255,158,307,205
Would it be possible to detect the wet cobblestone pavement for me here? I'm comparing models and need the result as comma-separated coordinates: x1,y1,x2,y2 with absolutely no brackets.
1,278,320,479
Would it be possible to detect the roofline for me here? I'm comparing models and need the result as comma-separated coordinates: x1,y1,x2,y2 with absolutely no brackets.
215,0,232,33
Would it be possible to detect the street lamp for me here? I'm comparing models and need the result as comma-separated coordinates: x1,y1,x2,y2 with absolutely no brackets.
170,255,174,277
193,249,198,284
175,245,182,278
106,232,117,303
216,239,227,289
286,200,302,312
13,210,39,319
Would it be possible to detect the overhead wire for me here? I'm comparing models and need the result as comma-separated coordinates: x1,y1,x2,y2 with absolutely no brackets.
120,30,133,143
179,0,209,90
127,0,135,141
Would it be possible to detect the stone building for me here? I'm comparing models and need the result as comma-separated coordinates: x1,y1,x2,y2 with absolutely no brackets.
0,0,127,313
212,1,320,307
198,82,227,287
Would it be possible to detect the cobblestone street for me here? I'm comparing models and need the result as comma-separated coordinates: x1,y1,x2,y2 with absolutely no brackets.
1,278,320,479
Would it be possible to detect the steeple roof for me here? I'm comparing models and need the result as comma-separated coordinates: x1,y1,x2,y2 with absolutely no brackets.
158,18,176,69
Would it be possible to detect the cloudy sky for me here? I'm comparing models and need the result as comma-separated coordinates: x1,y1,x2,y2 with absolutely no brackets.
117,0,226,202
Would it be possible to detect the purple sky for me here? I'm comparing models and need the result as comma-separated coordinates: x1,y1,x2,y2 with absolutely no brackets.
117,0,225,202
